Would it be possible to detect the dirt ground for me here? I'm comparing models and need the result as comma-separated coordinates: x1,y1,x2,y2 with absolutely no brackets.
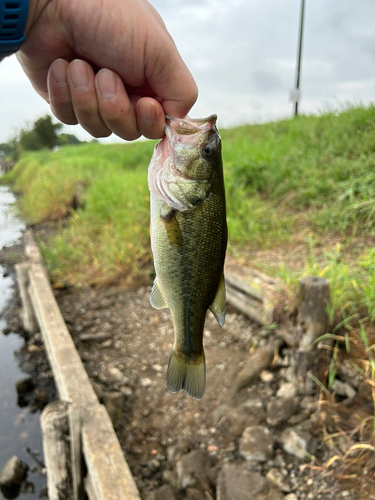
2,228,375,499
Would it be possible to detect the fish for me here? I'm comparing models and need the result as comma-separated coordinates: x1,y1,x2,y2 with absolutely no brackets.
148,114,227,400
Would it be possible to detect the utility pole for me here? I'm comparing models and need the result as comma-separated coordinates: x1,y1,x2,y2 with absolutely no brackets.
293,0,305,116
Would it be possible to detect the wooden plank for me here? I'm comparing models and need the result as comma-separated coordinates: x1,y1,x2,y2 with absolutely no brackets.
24,230,142,500
69,406,85,500
82,405,141,500
24,229,42,262
28,262,98,407
40,401,72,500
15,262,38,334
226,283,274,326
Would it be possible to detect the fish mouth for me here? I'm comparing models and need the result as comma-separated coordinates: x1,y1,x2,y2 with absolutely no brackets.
165,115,217,138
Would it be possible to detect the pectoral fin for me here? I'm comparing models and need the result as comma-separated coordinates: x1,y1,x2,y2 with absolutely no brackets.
160,208,183,248
150,278,168,309
209,273,226,327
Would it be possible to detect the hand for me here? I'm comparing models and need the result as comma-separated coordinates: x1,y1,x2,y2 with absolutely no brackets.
18,0,198,140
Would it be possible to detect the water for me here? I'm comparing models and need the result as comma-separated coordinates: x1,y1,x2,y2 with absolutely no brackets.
0,186,45,498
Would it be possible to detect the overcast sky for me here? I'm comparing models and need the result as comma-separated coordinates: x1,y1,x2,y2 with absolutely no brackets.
1,0,375,144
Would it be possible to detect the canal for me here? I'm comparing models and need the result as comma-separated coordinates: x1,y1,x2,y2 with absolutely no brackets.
0,185,45,498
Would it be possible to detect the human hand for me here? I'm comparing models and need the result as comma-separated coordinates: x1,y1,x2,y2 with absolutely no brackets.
18,0,198,140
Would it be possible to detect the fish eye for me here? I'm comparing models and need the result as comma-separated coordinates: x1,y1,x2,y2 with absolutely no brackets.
201,142,215,159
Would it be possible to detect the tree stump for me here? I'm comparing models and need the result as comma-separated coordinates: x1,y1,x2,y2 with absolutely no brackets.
295,276,330,392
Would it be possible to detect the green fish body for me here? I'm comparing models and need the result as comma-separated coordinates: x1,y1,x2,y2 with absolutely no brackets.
148,115,227,400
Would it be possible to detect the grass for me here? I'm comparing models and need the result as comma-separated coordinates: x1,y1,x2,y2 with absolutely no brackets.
3,104,375,295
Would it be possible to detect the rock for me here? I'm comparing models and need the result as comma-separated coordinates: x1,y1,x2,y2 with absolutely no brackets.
79,332,111,342
90,380,104,402
239,426,274,462
0,456,29,486
280,428,317,460
266,468,291,493
276,382,297,399
146,484,176,500
140,378,153,387
284,495,298,500
15,377,35,395
207,463,222,488
103,391,125,426
240,397,264,414
176,450,211,490
266,397,299,427
167,439,191,467
260,370,275,383
185,488,207,500
216,464,283,500
330,379,356,399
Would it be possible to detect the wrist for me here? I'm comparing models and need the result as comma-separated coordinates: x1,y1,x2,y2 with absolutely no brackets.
24,0,49,35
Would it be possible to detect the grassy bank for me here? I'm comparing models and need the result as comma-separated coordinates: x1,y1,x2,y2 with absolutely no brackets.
3,105,375,317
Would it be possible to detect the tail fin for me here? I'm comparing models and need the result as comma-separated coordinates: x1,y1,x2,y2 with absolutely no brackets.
166,348,206,400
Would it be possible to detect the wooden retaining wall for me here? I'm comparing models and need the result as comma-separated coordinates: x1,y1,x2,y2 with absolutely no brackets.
16,231,141,500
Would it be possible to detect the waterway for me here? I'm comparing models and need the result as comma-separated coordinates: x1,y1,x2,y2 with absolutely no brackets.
0,185,45,498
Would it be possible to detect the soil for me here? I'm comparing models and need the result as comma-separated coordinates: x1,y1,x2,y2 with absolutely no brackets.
2,227,375,500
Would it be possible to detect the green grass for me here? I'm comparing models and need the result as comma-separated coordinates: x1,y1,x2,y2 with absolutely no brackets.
3,104,375,296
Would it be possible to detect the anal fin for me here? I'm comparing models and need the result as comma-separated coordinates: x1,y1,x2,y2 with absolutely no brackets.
150,278,168,309
209,273,226,327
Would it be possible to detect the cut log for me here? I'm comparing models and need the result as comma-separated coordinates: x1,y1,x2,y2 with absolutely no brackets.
40,401,72,500
297,276,330,350
295,276,331,392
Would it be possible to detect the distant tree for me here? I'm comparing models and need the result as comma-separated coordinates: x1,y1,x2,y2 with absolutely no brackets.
0,142,13,156
58,133,83,146
33,115,63,149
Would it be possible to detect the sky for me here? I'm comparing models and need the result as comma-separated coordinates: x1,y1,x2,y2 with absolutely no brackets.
1,0,375,144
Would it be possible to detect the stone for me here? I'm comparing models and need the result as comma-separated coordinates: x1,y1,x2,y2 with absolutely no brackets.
280,428,317,460
240,397,264,414
0,456,29,486
266,397,299,427
330,379,356,399
260,370,275,383
284,495,298,500
176,450,211,490
140,377,153,387
239,426,274,462
146,484,176,500
167,439,191,467
276,382,297,399
216,464,283,500
266,468,291,493
103,391,125,426
185,488,207,500
15,377,35,395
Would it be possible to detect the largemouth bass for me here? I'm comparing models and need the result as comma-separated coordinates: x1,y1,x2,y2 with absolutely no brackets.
148,114,227,400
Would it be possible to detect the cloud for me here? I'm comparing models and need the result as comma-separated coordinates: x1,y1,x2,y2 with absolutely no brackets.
1,0,375,142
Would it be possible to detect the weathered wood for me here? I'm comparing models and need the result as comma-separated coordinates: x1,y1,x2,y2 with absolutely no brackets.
295,276,331,393
24,229,42,262
297,276,330,350
69,407,84,500
28,261,98,407
15,262,38,334
224,267,278,326
82,405,141,500
24,231,142,500
40,401,72,500
225,282,274,326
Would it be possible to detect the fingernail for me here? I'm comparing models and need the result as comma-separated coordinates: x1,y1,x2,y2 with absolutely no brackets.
139,102,156,125
97,69,117,100
70,60,89,92
52,59,67,87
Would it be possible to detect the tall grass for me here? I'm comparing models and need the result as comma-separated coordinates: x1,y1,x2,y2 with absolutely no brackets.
3,104,375,289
